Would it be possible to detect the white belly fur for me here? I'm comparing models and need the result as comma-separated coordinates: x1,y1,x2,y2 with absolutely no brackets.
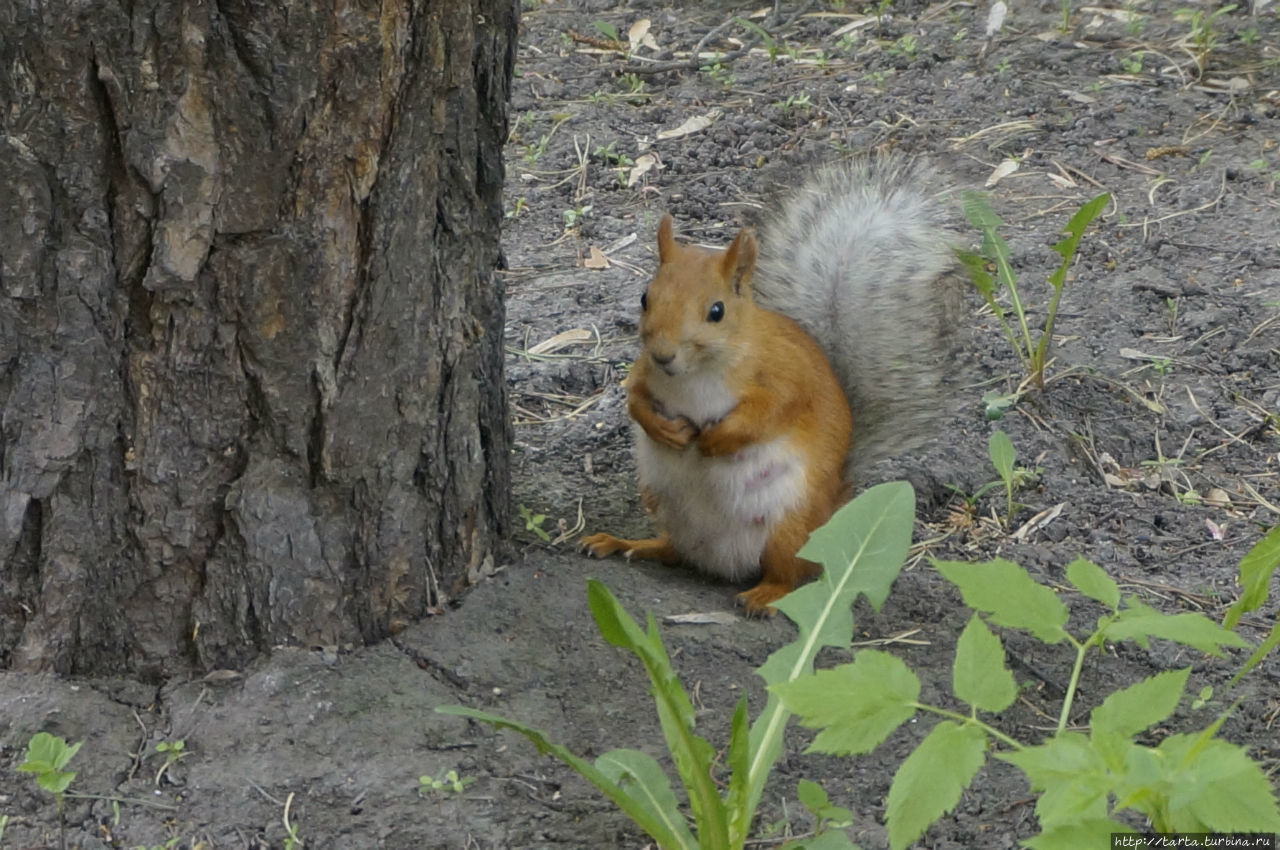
635,426,808,582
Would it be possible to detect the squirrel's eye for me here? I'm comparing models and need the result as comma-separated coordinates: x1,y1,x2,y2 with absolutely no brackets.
641,291,648,311
707,301,725,322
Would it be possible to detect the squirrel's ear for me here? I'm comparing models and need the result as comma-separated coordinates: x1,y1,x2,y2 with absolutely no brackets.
722,229,758,297
657,214,677,263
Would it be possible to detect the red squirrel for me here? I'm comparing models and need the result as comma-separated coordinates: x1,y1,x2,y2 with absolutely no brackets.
582,157,960,613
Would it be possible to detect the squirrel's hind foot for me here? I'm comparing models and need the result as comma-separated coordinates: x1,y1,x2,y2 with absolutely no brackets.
736,582,792,617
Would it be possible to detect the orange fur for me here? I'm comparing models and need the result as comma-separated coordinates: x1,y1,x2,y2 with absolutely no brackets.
581,215,853,614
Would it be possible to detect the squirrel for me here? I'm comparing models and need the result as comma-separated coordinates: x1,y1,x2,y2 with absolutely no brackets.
581,156,962,613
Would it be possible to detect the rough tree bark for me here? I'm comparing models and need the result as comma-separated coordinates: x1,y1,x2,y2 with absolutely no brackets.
0,1,516,676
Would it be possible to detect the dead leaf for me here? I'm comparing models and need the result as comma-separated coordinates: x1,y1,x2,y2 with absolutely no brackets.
1011,502,1065,541
627,152,662,187
1204,487,1232,509
528,328,594,355
663,611,738,626
985,158,1020,187
1205,518,1225,540
583,245,610,270
657,110,721,141
628,19,658,53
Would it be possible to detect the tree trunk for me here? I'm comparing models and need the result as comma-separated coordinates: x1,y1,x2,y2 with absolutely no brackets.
0,0,516,677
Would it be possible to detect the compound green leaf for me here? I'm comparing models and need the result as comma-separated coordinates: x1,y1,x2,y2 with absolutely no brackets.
934,558,1070,644
1157,734,1280,833
1023,819,1135,850
998,732,1111,827
1225,522,1280,628
1104,598,1247,657
1065,557,1120,610
886,721,987,850
773,651,919,756
1090,668,1191,743
953,614,1017,713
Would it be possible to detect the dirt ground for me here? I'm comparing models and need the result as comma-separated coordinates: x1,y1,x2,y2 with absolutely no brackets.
3,1,1280,847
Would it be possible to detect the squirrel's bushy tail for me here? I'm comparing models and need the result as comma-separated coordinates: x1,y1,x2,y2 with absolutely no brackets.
753,156,963,476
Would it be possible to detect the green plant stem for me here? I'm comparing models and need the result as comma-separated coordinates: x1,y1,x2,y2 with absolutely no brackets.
911,703,1024,750
1056,632,1095,735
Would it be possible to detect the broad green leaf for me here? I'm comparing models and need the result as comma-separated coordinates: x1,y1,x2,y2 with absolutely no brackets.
585,584,725,847
1158,734,1280,833
1023,819,1135,850
998,732,1111,827
723,696,752,826
1090,668,1191,744
773,652,920,756
36,769,76,795
961,191,1016,293
1065,557,1120,610
796,779,829,812
19,732,68,774
795,779,853,828
885,721,986,850
435,706,698,850
953,614,1017,713
1230,618,1280,687
988,430,1015,484
1224,522,1280,628
1104,598,1248,657
587,578,645,650
743,482,916,842
958,250,997,302
934,558,1070,643
1048,192,1109,292
793,480,916,613
595,748,694,846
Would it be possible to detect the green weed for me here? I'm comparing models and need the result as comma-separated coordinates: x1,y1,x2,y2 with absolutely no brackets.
517,504,552,542
777,529,1280,847
442,482,917,850
959,191,1110,391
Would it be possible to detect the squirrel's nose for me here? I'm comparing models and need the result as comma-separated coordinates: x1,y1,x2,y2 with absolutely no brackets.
650,351,675,367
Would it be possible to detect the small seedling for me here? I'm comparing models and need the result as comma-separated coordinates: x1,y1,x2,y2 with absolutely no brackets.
1175,4,1238,72
733,17,779,64
988,430,1017,525
700,56,734,87
419,769,476,796
506,197,529,219
518,504,552,542
561,204,592,233
1120,52,1144,73
282,792,303,849
18,733,81,808
18,732,82,850
959,191,1110,391
887,33,917,61
994,57,1012,74
592,20,620,42
153,739,188,785
131,838,181,850
773,93,813,119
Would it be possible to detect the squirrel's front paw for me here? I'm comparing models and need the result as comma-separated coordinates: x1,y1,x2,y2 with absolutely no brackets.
644,415,698,451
